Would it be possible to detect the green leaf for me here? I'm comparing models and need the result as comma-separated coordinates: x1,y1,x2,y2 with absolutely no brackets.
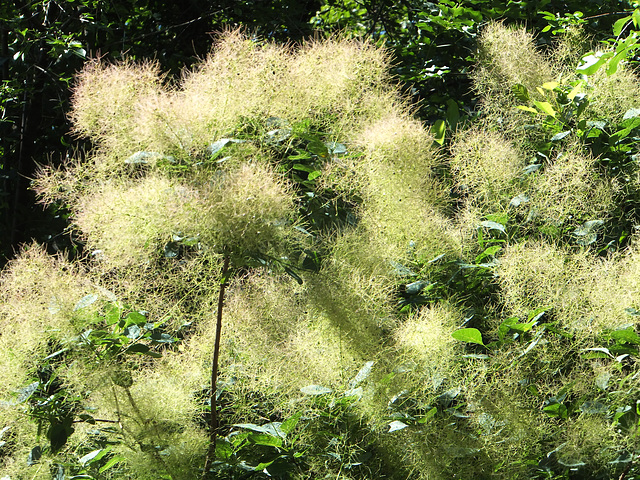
74,294,98,311
533,101,556,117
577,52,613,76
446,99,459,127
610,327,640,345
214,438,233,461
528,306,549,323
478,220,506,234
247,433,282,448
79,448,107,466
431,119,446,145
511,83,529,102
124,343,150,354
292,164,316,173
105,304,121,325
475,245,501,263
498,317,518,341
418,407,437,423
452,328,484,346
517,105,538,114
613,15,632,36
567,82,583,100
307,170,321,181
125,311,147,326
388,420,408,432
98,455,125,473
300,385,332,395
280,412,302,435
543,402,568,419
550,131,571,142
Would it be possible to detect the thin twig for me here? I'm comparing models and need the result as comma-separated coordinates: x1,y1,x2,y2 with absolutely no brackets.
202,254,231,479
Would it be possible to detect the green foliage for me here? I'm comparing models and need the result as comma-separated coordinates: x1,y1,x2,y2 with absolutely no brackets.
9,9,640,480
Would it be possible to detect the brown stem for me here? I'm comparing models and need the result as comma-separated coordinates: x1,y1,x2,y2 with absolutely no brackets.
202,254,231,479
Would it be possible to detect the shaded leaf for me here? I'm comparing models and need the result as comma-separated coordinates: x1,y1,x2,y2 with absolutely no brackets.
511,83,529,102
247,433,282,448
27,446,42,465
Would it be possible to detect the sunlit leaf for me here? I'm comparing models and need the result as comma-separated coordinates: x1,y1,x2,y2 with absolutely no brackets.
418,407,437,423
623,108,640,120
550,131,571,142
431,119,446,145
533,101,556,117
610,327,640,345
300,385,332,395
595,372,611,391
478,220,505,234
79,449,103,466
326,141,347,155
350,361,374,388
451,328,484,346
509,194,529,207
98,455,126,473
543,402,568,419
613,15,632,36
577,52,613,75
280,413,302,435
74,293,98,311
388,420,408,432
517,105,538,114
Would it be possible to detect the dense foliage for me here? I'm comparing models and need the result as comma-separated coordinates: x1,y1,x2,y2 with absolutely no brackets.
5,2,640,480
